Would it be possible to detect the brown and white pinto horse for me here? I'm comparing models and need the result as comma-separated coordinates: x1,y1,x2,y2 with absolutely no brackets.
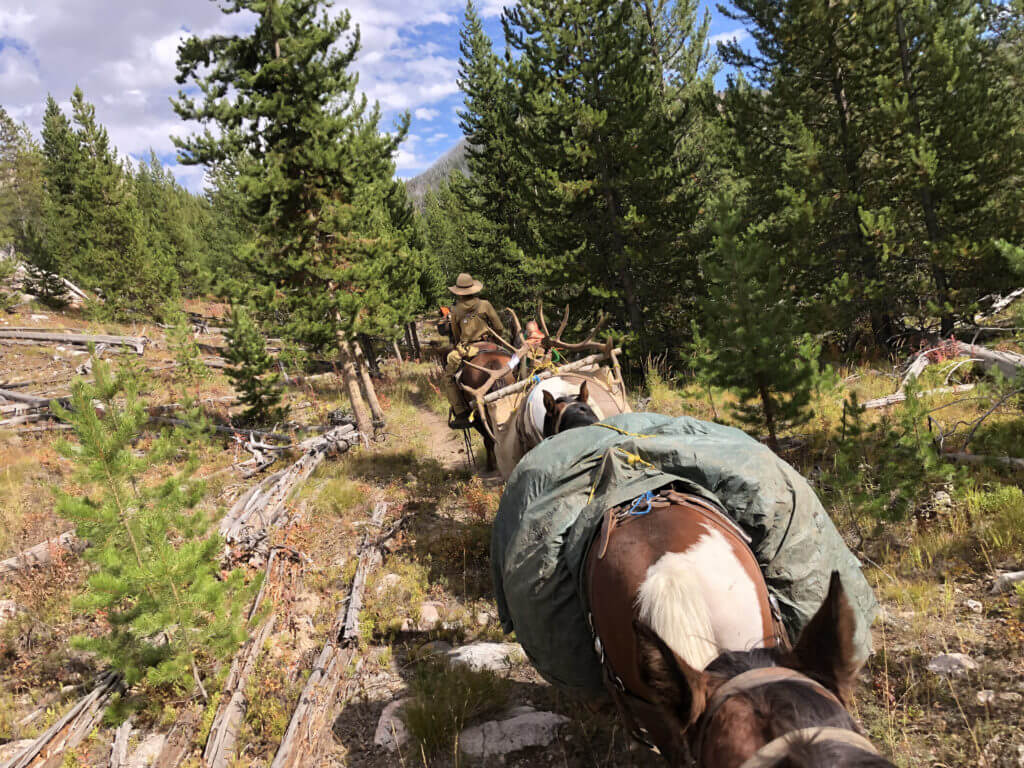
541,419,891,767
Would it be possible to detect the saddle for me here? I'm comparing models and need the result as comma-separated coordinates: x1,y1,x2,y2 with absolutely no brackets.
595,486,751,560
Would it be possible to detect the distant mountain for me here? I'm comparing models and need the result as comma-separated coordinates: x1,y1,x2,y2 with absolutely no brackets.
404,138,470,209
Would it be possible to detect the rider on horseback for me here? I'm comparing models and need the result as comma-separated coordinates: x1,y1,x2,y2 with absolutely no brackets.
442,272,506,429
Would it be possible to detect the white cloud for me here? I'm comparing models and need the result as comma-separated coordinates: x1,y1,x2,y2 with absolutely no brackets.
709,28,751,47
427,132,449,143
2,0,483,191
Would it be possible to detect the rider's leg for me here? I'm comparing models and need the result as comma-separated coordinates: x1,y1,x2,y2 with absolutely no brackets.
442,349,472,428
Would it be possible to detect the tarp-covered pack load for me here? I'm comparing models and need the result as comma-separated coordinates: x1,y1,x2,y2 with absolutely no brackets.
492,413,878,694
494,370,631,480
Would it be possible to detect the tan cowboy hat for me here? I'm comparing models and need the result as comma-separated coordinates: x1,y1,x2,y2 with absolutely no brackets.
449,272,483,296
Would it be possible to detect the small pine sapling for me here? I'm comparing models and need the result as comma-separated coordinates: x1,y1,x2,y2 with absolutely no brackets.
53,358,251,697
697,199,822,450
224,304,287,426
167,310,206,385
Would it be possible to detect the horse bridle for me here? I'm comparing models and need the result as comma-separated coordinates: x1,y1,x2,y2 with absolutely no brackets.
693,666,880,768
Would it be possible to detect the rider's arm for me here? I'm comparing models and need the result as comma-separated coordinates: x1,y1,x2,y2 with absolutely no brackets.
485,302,506,338
450,306,462,345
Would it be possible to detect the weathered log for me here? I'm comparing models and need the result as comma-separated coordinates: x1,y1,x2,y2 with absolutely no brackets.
976,287,1024,322
392,339,404,364
336,338,372,442
108,720,132,768
2,673,121,768
350,336,385,427
0,532,87,579
0,330,145,355
269,501,389,768
942,453,1024,471
0,389,66,409
861,384,976,410
220,425,360,544
900,341,1024,392
202,617,277,768
991,570,1024,594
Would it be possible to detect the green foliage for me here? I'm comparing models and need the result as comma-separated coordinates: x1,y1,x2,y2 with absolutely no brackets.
0,106,44,254
223,304,286,426
173,0,427,355
694,199,822,448
0,256,18,312
828,384,958,521
167,312,207,386
400,657,511,757
53,359,250,694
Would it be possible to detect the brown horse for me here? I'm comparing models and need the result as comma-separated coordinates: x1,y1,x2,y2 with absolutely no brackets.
585,498,890,767
538,415,888,767
456,342,515,471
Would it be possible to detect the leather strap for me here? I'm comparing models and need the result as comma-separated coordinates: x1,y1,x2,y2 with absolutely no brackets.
738,726,879,768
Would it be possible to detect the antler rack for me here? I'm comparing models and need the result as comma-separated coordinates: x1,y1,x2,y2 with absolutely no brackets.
537,300,610,354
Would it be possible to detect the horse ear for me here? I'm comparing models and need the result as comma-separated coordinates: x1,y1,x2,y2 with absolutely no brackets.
786,571,861,704
577,381,590,404
543,390,557,414
634,618,708,730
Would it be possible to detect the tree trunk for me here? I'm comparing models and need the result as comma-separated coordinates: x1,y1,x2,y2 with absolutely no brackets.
349,338,385,427
407,322,422,360
758,381,780,453
392,340,404,364
358,334,380,377
335,334,372,439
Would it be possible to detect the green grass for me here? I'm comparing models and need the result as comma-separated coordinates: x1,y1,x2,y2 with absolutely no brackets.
400,658,511,760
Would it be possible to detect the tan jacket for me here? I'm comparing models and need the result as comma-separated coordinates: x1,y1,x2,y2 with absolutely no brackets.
451,297,505,346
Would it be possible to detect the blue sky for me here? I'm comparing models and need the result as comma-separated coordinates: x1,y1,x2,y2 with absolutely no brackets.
0,1,749,192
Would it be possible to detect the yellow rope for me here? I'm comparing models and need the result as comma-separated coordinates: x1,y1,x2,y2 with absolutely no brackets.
585,428,658,504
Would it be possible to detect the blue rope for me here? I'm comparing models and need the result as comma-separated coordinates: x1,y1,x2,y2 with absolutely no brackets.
626,490,656,517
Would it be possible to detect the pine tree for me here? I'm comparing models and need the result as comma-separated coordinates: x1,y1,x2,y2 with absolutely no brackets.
0,107,44,252
172,0,420,360
54,359,250,694
167,310,207,386
861,0,1024,334
501,0,705,353
224,304,287,426
695,199,822,450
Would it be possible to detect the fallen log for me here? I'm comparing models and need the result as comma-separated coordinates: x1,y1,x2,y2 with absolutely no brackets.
991,570,1024,594
0,532,87,580
220,425,360,545
269,501,389,768
942,453,1024,471
0,389,66,409
861,384,976,410
901,341,1024,391
976,287,1024,322
108,720,132,768
0,330,145,355
2,672,121,768
203,617,277,768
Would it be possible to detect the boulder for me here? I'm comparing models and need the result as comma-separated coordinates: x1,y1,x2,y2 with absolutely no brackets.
966,599,983,614
991,571,1024,595
459,711,570,758
0,599,24,628
446,642,524,674
927,653,979,677
418,601,443,629
374,698,411,753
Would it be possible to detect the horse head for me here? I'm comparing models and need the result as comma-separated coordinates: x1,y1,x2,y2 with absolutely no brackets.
542,381,599,437
633,572,892,767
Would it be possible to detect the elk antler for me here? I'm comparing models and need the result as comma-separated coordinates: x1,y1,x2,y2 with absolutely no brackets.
537,300,610,353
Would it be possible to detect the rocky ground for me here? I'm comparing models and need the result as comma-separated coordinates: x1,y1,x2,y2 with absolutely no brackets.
1,303,1023,767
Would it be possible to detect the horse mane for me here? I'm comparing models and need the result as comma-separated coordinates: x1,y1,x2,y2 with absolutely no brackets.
635,552,719,671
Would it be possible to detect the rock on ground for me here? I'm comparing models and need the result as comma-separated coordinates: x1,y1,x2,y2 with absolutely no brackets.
446,642,524,674
927,653,979,677
0,600,24,628
459,711,570,758
374,698,411,753
127,733,167,768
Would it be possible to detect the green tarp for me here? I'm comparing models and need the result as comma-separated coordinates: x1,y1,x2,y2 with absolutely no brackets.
492,413,878,693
